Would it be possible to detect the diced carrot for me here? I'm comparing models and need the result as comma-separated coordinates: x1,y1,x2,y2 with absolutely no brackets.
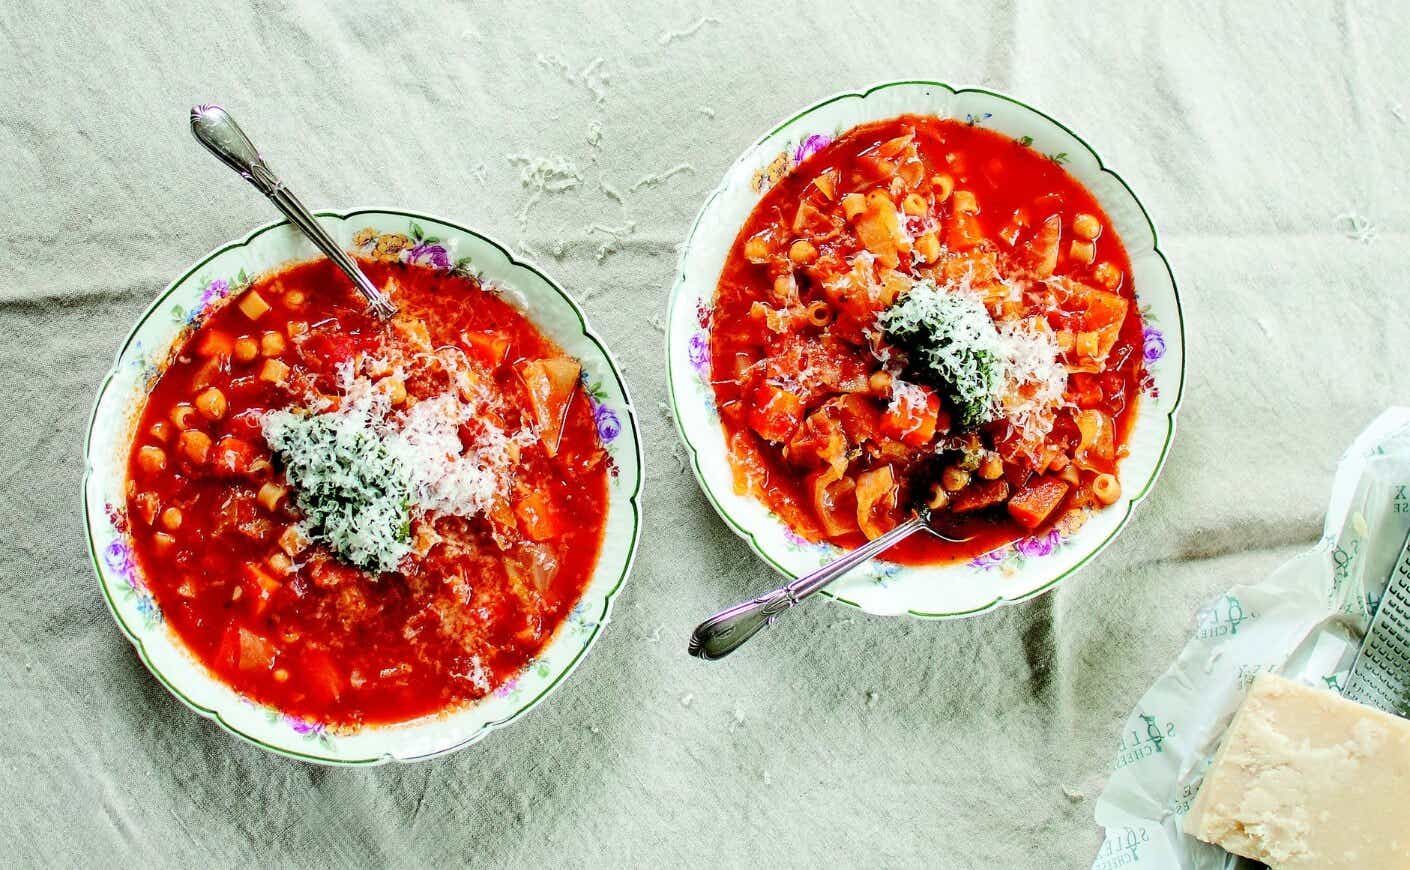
210,435,258,476
196,329,234,358
303,649,343,703
879,384,943,447
245,563,281,615
513,490,561,542
945,210,984,251
746,382,804,443
950,479,1012,514
517,357,581,456
1007,477,1071,530
461,330,511,369
236,627,275,672
215,622,241,672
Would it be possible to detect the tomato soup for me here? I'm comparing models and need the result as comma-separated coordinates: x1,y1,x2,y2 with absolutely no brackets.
709,115,1143,564
125,253,609,726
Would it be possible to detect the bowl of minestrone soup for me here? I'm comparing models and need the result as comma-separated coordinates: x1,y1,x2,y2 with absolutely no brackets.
667,81,1184,618
85,208,642,763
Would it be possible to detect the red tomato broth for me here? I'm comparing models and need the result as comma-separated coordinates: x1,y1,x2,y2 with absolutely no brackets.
125,257,610,726
709,115,1143,565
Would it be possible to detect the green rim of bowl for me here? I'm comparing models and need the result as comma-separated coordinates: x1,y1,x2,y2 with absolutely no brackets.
83,207,644,764
665,80,1186,619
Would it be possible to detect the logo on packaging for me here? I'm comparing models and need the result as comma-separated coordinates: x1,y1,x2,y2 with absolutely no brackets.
1113,712,1176,770
1093,826,1150,868
1194,594,1250,639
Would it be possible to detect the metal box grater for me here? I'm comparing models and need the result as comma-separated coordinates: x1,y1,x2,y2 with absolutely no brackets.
1343,528,1410,716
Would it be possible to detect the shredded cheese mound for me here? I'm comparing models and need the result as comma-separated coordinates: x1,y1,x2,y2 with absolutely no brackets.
264,346,532,575
263,407,413,575
878,276,1068,455
994,317,1068,461
878,278,1004,428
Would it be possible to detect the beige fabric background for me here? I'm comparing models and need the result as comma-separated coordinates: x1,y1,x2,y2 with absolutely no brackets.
2,1,1408,866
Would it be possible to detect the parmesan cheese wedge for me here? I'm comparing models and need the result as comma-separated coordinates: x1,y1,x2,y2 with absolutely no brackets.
1184,673,1410,868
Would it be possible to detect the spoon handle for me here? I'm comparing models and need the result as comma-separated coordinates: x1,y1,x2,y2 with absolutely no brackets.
688,516,925,660
188,105,397,319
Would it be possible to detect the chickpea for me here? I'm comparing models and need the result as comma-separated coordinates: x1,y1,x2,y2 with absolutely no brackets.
788,239,818,265
148,420,174,443
273,668,290,683
160,506,183,531
1069,239,1096,265
743,235,770,264
1072,212,1102,240
195,387,227,421
177,429,211,465
1093,473,1122,505
170,403,198,429
941,465,971,492
868,370,892,395
268,551,294,575
978,454,1005,481
260,330,286,357
233,335,259,363
772,273,797,301
284,289,307,308
1093,261,1123,290
902,192,928,216
136,445,167,475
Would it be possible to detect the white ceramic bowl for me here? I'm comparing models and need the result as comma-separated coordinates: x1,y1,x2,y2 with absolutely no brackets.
667,81,1184,618
84,208,643,764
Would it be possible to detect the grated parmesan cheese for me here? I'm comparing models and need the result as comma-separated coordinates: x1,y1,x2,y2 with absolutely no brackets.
264,346,531,575
877,277,1067,450
878,278,1005,428
994,317,1068,460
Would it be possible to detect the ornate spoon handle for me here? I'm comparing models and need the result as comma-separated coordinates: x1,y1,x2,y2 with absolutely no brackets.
688,516,926,660
188,104,397,319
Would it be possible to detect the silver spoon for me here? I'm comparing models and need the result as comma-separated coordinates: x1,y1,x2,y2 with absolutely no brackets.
689,513,972,659
188,104,397,319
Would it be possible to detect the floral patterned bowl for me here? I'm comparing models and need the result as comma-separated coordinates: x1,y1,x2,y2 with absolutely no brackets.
666,81,1184,618
83,208,643,763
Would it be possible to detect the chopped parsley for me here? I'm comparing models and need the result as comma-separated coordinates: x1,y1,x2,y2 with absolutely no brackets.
878,279,1004,430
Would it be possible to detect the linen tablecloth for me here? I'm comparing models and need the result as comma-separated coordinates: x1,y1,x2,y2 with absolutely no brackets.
3,1,1408,866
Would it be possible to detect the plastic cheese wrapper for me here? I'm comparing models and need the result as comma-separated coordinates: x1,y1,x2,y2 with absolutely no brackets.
1090,407,1410,870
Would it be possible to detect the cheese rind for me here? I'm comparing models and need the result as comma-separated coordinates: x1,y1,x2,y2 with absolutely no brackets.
1184,673,1410,869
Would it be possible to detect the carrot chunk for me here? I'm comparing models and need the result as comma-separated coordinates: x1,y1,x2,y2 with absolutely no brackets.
950,479,1012,514
1007,477,1071,530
